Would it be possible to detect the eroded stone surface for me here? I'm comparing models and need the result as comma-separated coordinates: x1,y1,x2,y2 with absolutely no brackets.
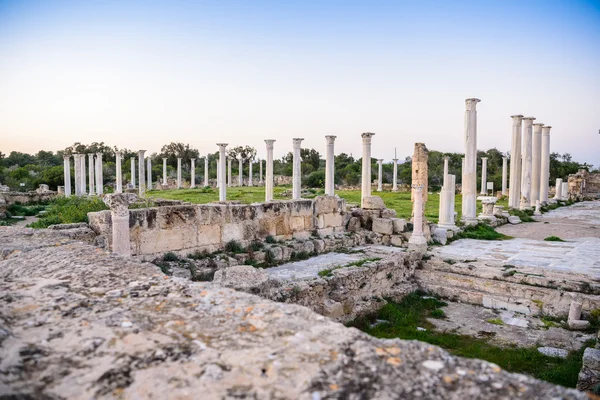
0,226,584,399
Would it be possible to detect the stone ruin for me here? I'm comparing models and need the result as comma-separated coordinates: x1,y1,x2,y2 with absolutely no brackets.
569,169,600,201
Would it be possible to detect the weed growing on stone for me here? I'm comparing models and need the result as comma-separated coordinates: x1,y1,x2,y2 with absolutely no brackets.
544,236,566,242
486,318,504,325
430,309,446,319
509,209,535,222
348,291,591,388
443,259,456,265
187,250,209,260
163,252,179,262
318,257,381,277
265,235,277,244
448,224,511,242
224,240,244,254
502,270,516,277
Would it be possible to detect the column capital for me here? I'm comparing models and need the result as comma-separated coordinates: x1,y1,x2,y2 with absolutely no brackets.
502,156,507,160
177,157,182,160
325,135,337,144
533,123,544,127
63,155,71,161
542,126,552,135
216,143,228,150
265,139,275,150
522,116,536,121
137,150,145,155
465,98,481,111
162,157,167,160
393,158,398,162
190,158,196,162
481,157,488,160
115,151,122,156
361,132,375,139
377,159,383,164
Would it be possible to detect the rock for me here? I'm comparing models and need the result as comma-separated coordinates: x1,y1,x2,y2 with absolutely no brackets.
392,218,407,233
390,235,404,247
381,208,397,219
372,218,393,235
313,239,325,253
171,266,192,279
569,319,591,330
537,347,569,359
578,348,600,391
347,217,361,232
212,265,269,289
508,216,521,224
432,228,448,245
322,299,344,318
314,195,341,215
582,347,600,371
362,196,385,210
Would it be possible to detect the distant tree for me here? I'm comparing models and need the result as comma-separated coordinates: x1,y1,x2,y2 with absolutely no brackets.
159,142,200,172
227,145,257,161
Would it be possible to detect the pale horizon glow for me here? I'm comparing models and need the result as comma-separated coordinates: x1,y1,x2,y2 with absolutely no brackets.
1,0,599,166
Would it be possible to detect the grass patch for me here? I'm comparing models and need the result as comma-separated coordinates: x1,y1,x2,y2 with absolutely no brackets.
27,197,108,228
318,257,381,277
448,223,510,242
224,240,244,254
443,259,456,265
162,252,179,262
486,318,505,325
509,208,536,222
430,309,446,319
544,236,566,242
348,291,590,388
7,203,47,216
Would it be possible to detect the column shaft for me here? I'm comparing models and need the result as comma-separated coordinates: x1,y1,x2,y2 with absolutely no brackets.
238,157,243,187
531,123,544,206
162,158,168,186
63,156,72,197
217,144,228,200
392,159,398,192
480,157,488,194
360,132,375,207
131,158,136,188
520,117,535,209
96,153,103,195
265,140,275,201
292,138,304,199
540,126,552,203
88,153,95,195
248,159,253,187
190,159,196,188
80,155,87,195
177,158,182,189
147,157,152,190
461,98,480,224
138,150,146,196
325,136,336,195
501,156,508,195
204,156,209,187
377,159,383,192
508,115,523,208
115,152,122,193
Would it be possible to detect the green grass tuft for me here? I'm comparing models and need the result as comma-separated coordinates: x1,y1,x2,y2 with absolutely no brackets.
544,236,566,242
27,197,108,228
448,223,511,242
486,318,504,325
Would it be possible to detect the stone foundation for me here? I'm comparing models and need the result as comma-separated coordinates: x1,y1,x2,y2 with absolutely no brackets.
0,190,58,205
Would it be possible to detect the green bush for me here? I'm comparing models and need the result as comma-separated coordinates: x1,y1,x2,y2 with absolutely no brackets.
163,252,179,262
27,197,108,228
7,203,46,216
224,240,244,254
448,224,510,242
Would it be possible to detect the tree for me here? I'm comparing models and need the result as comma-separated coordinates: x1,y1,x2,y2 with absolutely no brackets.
159,142,200,172
227,145,257,161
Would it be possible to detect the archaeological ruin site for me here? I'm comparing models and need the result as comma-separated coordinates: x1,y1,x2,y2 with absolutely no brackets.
2,99,600,399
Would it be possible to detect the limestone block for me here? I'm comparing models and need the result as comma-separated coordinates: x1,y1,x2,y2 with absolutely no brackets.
569,301,583,321
381,208,397,219
318,213,344,229
322,299,344,319
213,265,268,289
222,223,245,243
197,225,222,247
392,218,407,233
289,216,305,231
314,195,340,215
303,241,315,254
568,320,590,330
537,347,568,359
360,209,381,229
292,231,310,241
508,216,521,224
372,218,393,235
583,347,600,371
347,217,361,232
578,348,600,391
381,235,391,245
313,239,325,253
433,228,448,245
390,235,404,247
281,246,293,261
269,246,284,261
362,196,385,210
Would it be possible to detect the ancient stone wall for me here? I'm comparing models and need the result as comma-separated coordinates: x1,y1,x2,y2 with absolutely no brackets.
89,196,346,256
569,169,600,199
0,191,58,205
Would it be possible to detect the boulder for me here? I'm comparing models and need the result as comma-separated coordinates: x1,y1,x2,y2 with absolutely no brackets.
432,228,448,245
362,196,385,210
537,347,568,359
372,218,393,235
578,347,600,391
381,208,397,219
508,216,521,224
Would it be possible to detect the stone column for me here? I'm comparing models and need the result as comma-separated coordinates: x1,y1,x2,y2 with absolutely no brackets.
480,157,488,194
190,158,196,188
449,174,456,227
131,157,136,188
265,140,275,201
377,159,384,192
162,158,168,186
96,152,103,195
138,150,146,196
461,98,480,224
292,138,304,199
88,153,95,195
238,156,243,187
74,154,83,196
103,193,137,257
115,151,122,193
325,135,336,196
508,115,523,208
443,156,449,179
561,182,569,200
540,126,552,204
63,155,71,197
204,156,209,187
177,157,182,189
520,117,535,209
227,158,232,187
461,157,465,193
80,154,87,195
360,132,375,208
553,178,562,200
147,157,152,190
392,158,398,192
248,158,253,187
217,144,228,201
502,156,508,195
408,185,427,252
531,122,544,206
439,175,457,230
412,143,429,206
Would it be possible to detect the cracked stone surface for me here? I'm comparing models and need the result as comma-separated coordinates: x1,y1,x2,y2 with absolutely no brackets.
0,226,586,399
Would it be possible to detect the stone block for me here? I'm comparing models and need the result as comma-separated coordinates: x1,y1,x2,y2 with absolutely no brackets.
537,347,568,359
323,213,344,228
292,231,311,241
432,228,447,245
313,239,325,253
372,218,393,235
568,319,590,330
381,235,391,245
269,246,284,261
314,195,340,215
508,216,521,224
289,216,305,231
322,299,344,319
392,218,407,233
347,217,361,232
583,347,600,371
362,196,385,210
390,235,404,247
381,208,397,219
213,265,268,289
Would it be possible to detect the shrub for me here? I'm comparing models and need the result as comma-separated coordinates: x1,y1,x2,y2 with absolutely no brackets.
448,224,510,242
265,235,277,244
430,309,446,319
163,252,179,262
27,197,108,228
544,236,566,242
187,250,209,260
247,241,263,252
224,240,244,254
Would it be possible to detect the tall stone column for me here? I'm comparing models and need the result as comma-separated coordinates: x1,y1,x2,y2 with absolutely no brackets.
162,158,168,186
248,158,253,187
88,153,95,195
292,138,304,199
204,156,209,187
216,159,220,188
377,159,384,192
461,157,465,193
325,135,336,196
138,150,146,196
553,178,562,199
73,154,82,196
238,156,243,187
412,143,429,206
80,154,87,195
360,132,375,208
103,193,137,257
443,156,449,179
439,175,457,230
265,140,275,201
508,115,523,208
531,122,544,206
540,126,552,204
227,158,232,187
96,152,103,195
217,144,228,201
190,158,196,188
392,158,398,192
502,156,508,195
520,117,535,209
63,155,72,197
480,157,488,194
259,158,263,184
408,185,427,252
147,157,152,190
449,174,456,227
115,151,123,193
461,98,480,224
131,157,136,188
177,157,182,189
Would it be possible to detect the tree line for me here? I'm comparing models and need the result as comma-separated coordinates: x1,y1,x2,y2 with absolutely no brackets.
0,142,591,192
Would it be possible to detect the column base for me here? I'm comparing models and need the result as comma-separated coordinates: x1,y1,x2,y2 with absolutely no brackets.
461,216,479,226
437,223,459,231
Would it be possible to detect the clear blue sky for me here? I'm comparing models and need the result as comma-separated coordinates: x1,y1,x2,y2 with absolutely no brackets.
1,0,599,166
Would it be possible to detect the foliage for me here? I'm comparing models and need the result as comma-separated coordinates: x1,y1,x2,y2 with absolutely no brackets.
7,203,46,216
27,197,108,228
163,252,179,262
448,224,510,242
224,240,244,254
544,236,566,242
486,318,505,325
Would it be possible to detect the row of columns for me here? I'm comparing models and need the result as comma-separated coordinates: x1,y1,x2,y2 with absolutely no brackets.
63,153,104,197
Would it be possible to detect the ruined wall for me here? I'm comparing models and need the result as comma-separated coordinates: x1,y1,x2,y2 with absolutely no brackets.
569,169,600,199
0,191,58,205
89,196,346,256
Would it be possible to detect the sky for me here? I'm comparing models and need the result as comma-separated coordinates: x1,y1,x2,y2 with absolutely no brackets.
0,0,599,165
